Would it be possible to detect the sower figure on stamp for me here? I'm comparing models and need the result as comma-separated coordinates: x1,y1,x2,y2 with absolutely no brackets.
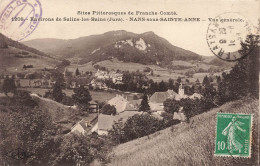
222,117,246,153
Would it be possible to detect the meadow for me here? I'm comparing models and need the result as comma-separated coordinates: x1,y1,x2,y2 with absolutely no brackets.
18,87,141,102
109,98,259,166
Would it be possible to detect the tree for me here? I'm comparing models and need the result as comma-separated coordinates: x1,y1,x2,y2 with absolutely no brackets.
139,94,150,112
158,80,167,91
75,68,80,76
163,98,180,114
64,69,73,78
13,90,38,108
0,94,110,166
72,86,92,111
2,77,16,95
209,76,214,82
101,104,116,115
177,77,182,83
216,34,259,104
52,82,64,102
122,72,131,84
120,114,163,142
0,99,59,166
202,75,210,87
168,79,174,90
51,134,94,166
216,76,221,84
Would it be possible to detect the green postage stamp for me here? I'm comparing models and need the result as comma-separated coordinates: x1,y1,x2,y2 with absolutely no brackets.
215,113,253,157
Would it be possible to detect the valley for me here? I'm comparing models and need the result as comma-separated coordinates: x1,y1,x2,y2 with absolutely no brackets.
1,29,255,166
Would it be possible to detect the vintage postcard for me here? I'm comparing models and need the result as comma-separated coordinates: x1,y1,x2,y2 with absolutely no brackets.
0,0,259,165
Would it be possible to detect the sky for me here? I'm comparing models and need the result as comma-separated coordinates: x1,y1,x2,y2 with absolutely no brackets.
0,0,259,56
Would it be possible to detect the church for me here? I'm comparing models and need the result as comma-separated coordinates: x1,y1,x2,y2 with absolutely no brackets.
148,83,202,114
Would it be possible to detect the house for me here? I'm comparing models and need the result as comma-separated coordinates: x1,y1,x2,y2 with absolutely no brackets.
108,94,136,113
149,84,198,114
90,79,108,90
128,99,142,110
91,114,115,135
70,81,79,89
91,111,142,135
173,107,187,122
108,71,123,83
149,89,177,112
189,93,202,99
71,119,89,135
95,69,109,80
89,101,99,113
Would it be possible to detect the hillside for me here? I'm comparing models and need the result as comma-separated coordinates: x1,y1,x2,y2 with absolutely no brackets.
0,33,60,75
0,33,50,57
22,38,67,53
23,30,203,66
30,94,84,133
109,98,259,166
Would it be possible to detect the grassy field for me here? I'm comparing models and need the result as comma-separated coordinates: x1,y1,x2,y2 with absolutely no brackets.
109,98,259,166
19,87,141,102
97,58,185,82
63,58,222,83
65,61,97,73
0,47,58,75
30,94,97,133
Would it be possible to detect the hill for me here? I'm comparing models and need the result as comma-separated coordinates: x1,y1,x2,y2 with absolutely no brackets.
23,30,203,66
30,93,85,133
0,33,60,75
22,38,67,54
0,33,50,57
109,98,258,166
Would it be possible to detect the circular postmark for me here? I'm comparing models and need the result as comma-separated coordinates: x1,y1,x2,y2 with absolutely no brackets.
0,0,42,41
206,12,255,61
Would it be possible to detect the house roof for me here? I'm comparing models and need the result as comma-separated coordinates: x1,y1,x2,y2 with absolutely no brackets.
89,101,97,105
97,111,142,131
149,90,177,103
149,102,164,111
129,99,141,106
108,95,130,113
71,119,88,134
149,92,169,103
125,102,136,111
98,114,116,130
79,120,88,131
116,111,141,122
189,93,203,99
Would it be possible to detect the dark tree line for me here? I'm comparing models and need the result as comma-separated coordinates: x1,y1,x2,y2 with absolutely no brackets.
216,34,259,105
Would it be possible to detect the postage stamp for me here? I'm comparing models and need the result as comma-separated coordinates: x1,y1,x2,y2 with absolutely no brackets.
215,113,253,157
0,0,42,41
206,12,255,61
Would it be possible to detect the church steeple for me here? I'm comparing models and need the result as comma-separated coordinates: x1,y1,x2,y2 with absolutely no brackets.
178,83,184,97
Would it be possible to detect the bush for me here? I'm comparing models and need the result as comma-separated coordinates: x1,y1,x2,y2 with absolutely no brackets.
61,95,74,106
110,114,165,143
101,104,116,115
132,95,138,100
13,90,38,108
164,97,216,121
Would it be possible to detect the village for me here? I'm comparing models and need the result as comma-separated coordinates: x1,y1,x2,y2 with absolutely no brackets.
0,61,216,138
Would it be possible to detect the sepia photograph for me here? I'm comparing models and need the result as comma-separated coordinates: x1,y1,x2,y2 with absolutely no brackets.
0,0,259,165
